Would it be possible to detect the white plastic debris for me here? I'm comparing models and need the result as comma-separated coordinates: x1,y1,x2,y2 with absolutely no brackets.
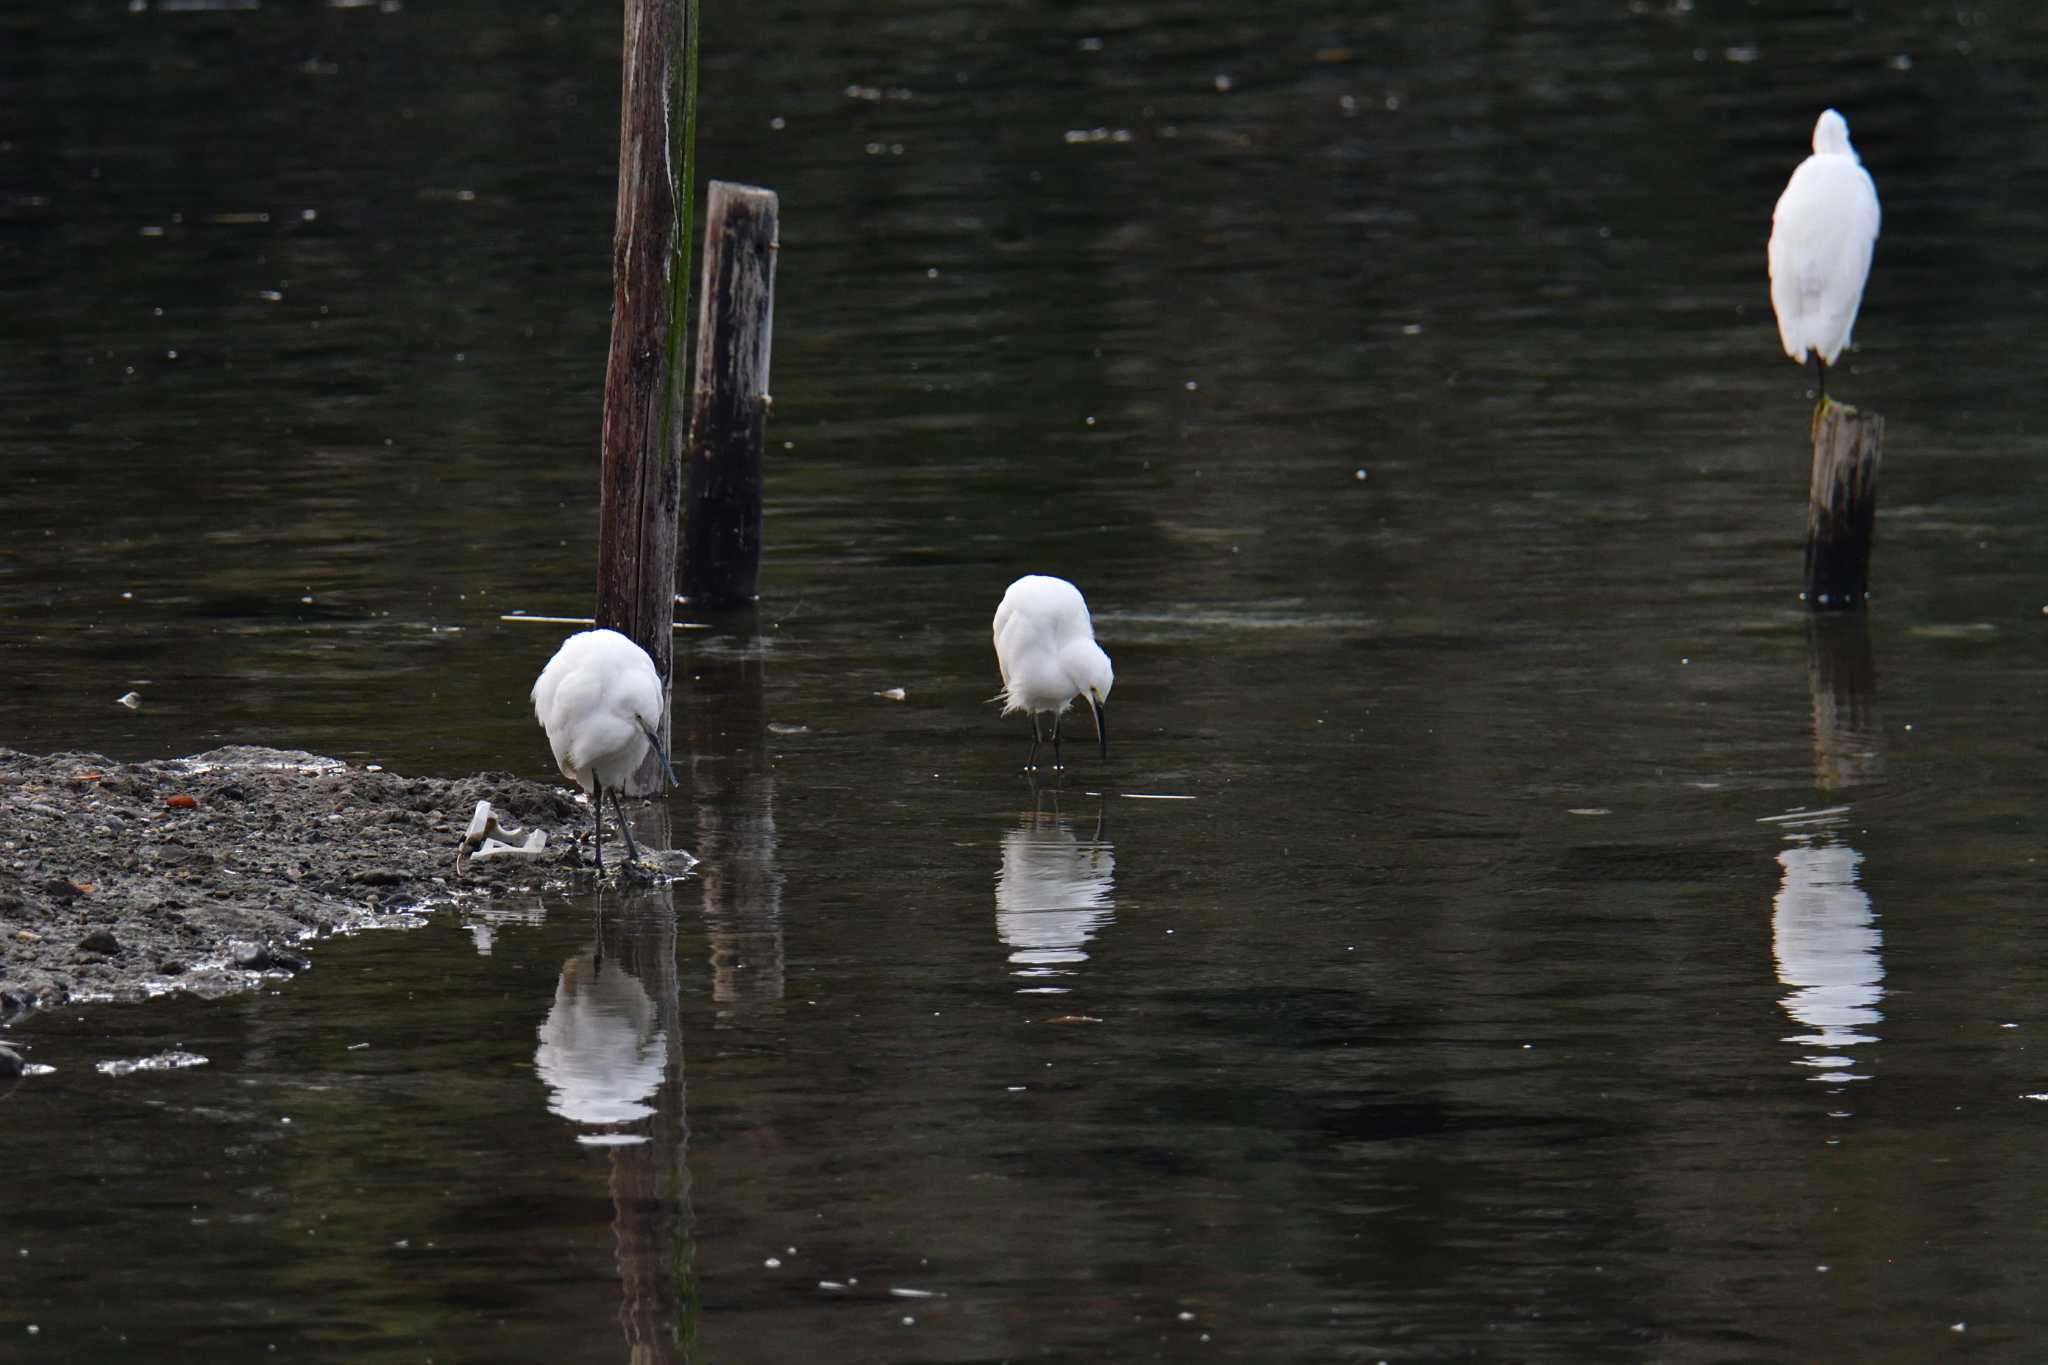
117,692,142,709
455,800,550,872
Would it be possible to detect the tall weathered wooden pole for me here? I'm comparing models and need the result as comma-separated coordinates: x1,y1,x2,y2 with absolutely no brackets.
680,181,779,609
1803,399,1883,611
597,0,698,795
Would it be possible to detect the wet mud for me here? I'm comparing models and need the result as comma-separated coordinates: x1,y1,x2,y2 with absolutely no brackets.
0,746,589,1021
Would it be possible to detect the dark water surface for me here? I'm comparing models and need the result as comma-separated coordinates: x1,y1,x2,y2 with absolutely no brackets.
6,2,2048,1360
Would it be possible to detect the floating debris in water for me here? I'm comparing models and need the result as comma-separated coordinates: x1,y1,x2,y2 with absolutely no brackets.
95,1050,209,1077
1567,808,1610,816
1756,805,1851,826
117,692,142,709
876,687,907,701
502,612,712,631
1062,127,1132,144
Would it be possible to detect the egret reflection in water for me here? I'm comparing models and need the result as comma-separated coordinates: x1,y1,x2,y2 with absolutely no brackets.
1772,839,1883,1086
535,942,670,1135
995,809,1116,991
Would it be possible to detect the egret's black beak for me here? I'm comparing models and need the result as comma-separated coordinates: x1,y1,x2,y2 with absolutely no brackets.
1089,694,1107,759
640,720,679,789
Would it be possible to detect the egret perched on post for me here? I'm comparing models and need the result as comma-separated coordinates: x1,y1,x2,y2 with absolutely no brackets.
1768,108,1881,400
992,575,1113,771
531,628,677,876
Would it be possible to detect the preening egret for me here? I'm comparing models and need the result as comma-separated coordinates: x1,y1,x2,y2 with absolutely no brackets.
531,628,677,875
992,575,1113,771
1768,108,1881,399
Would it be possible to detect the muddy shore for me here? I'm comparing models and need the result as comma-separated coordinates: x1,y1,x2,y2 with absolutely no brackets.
0,746,590,1023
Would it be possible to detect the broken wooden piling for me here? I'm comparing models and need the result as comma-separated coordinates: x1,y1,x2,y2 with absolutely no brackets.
1803,399,1883,612
680,181,780,610
595,0,698,796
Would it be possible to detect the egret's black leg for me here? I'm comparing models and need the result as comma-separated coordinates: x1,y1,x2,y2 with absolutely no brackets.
591,782,607,876
610,788,644,868
1051,711,1065,772
1813,354,1827,401
1026,714,1043,771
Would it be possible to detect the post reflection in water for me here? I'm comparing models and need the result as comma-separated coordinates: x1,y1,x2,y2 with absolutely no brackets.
1769,617,1885,1094
995,801,1116,992
680,627,784,1009
1807,616,1883,792
1771,830,1883,1088
532,843,697,1362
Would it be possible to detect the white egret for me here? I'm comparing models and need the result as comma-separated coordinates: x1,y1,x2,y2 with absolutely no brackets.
531,628,677,875
992,575,1113,771
1768,108,1881,399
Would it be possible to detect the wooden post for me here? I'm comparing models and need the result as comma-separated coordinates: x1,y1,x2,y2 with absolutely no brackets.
596,0,697,797
680,182,779,609
1803,399,1883,611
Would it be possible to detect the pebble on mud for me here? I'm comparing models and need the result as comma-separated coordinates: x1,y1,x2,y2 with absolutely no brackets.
76,930,122,957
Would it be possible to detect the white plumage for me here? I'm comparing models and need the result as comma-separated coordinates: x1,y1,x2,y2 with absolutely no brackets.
531,628,676,874
992,575,1114,770
1768,109,1881,395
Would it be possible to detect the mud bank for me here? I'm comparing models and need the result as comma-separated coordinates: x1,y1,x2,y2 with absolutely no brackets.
0,746,589,1022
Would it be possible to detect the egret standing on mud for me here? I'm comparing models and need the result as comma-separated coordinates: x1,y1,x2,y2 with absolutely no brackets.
532,628,677,875
1768,108,1881,400
992,575,1113,772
